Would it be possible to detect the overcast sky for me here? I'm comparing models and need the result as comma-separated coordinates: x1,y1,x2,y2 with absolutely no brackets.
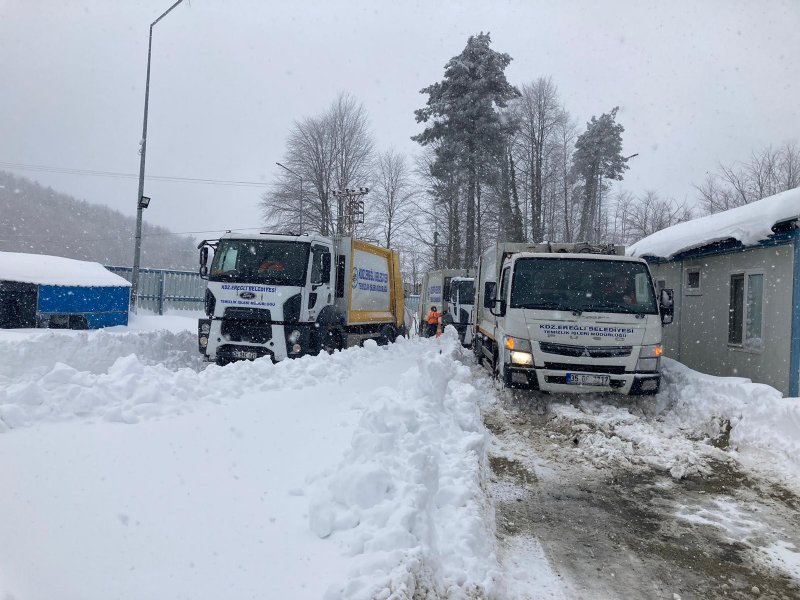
1,0,798,238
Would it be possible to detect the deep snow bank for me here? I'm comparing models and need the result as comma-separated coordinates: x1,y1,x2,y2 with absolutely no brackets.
309,331,501,599
0,323,502,599
0,324,204,430
658,358,800,486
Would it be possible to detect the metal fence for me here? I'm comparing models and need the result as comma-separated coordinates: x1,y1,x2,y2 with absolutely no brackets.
106,266,206,315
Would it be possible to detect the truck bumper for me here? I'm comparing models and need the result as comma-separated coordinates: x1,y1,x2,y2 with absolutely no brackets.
200,318,297,363
505,366,661,396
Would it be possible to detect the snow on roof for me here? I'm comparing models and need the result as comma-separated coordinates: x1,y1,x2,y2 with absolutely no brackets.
0,252,131,287
628,187,800,259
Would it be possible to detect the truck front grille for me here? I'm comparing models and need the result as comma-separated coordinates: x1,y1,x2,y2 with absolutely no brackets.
539,342,632,358
221,307,272,344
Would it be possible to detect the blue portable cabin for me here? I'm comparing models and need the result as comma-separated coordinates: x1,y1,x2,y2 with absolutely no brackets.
0,252,131,329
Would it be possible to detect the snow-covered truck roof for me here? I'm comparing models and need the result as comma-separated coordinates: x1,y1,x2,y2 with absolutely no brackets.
628,187,800,260
0,252,131,287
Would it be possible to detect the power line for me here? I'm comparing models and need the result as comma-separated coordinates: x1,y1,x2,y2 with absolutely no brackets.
0,160,272,188
0,227,265,243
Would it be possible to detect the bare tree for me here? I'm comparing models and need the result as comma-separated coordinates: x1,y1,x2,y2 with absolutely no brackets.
262,93,374,235
514,77,564,241
371,149,416,248
779,141,800,190
696,141,800,214
625,191,692,242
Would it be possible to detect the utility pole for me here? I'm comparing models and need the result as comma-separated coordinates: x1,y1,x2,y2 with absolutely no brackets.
276,162,303,232
433,230,439,269
332,188,369,236
131,0,185,312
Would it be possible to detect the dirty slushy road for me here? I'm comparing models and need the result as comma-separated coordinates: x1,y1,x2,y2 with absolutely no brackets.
481,382,800,600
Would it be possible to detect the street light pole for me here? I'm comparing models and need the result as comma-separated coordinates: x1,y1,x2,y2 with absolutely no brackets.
131,0,185,312
275,162,303,233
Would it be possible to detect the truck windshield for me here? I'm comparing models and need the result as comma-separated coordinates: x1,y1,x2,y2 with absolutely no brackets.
510,258,658,315
451,280,475,304
209,240,310,286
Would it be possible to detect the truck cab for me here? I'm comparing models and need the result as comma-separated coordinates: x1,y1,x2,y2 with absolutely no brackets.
474,244,674,395
418,268,476,345
447,276,475,345
198,232,405,365
198,233,334,364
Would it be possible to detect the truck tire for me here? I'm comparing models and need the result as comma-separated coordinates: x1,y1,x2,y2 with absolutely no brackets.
322,328,344,353
473,335,483,364
378,325,396,346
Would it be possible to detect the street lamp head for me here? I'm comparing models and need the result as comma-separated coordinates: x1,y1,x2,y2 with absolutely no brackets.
139,196,151,209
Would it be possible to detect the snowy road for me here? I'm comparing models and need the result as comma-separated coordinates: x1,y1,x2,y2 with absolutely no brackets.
1,316,799,599
483,379,800,599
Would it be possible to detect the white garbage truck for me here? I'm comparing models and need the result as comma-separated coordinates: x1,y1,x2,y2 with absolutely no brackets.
473,242,674,395
417,269,476,344
197,232,406,364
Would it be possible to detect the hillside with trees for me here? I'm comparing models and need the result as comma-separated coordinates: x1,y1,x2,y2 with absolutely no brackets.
0,171,197,270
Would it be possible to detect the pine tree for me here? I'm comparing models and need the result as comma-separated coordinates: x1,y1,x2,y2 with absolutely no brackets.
413,32,519,266
573,107,628,242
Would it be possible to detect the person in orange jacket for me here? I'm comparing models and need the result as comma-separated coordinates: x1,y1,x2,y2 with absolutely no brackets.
425,306,441,338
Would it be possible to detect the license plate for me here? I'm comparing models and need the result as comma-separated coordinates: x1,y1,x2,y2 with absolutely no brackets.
565,373,610,386
231,349,258,360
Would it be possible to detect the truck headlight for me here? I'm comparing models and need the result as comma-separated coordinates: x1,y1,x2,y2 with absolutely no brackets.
504,336,532,353
199,336,208,348
288,329,301,344
200,322,210,335
510,351,534,366
636,358,660,372
639,344,663,358
637,344,662,372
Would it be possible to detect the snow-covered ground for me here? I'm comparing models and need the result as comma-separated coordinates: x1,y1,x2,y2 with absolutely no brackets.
1,315,799,599
0,319,502,600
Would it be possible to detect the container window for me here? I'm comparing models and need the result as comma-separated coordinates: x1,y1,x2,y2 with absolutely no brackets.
728,274,744,344
745,273,764,348
685,268,701,294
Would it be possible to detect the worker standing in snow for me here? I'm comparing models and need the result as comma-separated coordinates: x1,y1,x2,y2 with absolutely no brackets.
438,309,454,338
425,306,441,338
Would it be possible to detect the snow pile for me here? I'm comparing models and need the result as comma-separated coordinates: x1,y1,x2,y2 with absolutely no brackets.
0,330,383,430
0,251,130,286
0,323,502,599
548,400,721,480
658,358,800,486
542,359,800,486
308,329,502,599
628,187,800,259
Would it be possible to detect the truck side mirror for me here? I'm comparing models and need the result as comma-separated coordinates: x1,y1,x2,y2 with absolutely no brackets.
491,298,506,318
660,288,674,325
199,246,209,279
483,282,496,310
321,253,331,284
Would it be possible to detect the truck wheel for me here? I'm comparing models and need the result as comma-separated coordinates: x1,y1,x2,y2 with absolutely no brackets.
378,325,396,346
322,329,343,353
